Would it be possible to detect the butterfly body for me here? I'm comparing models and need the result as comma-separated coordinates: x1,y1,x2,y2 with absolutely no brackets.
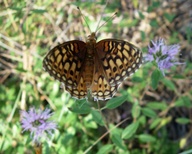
82,47,94,88
43,32,142,100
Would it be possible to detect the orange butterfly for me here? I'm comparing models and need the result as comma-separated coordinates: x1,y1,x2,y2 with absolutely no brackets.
43,8,142,101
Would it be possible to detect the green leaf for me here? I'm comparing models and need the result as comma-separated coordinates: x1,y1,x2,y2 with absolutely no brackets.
151,69,161,89
150,118,162,129
147,6,153,12
175,96,191,107
146,102,168,110
119,19,139,28
162,79,175,90
179,149,192,154
150,19,158,27
164,13,175,22
91,110,105,126
138,116,146,126
32,9,47,14
140,31,146,41
176,118,191,125
131,103,141,119
141,107,157,118
131,76,143,82
152,1,161,7
69,100,91,114
186,27,192,43
96,144,113,154
160,117,172,127
138,11,145,19
137,134,156,142
132,0,139,8
173,74,185,79
111,132,126,150
122,121,139,139
105,95,127,109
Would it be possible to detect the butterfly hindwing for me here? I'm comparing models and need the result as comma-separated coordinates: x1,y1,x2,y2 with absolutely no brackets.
90,53,120,100
65,75,87,99
91,68,120,100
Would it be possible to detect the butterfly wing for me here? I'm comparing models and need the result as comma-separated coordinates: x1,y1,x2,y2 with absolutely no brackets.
90,54,121,100
43,40,88,99
65,75,87,99
96,39,142,86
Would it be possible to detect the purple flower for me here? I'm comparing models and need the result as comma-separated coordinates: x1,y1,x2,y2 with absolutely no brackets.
145,38,183,76
20,107,57,144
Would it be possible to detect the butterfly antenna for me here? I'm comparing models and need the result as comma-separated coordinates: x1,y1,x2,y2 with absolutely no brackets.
77,7,92,34
95,12,117,34
95,0,109,32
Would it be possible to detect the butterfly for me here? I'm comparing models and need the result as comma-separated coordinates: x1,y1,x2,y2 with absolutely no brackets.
43,6,142,101
43,31,142,101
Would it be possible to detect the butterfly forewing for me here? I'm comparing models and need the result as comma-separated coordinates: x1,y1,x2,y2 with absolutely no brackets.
96,39,142,86
43,41,87,88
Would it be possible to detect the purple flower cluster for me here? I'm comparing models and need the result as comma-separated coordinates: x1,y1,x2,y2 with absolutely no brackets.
20,107,57,144
145,38,182,76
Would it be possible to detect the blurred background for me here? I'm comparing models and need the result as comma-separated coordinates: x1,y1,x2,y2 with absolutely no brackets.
0,0,191,153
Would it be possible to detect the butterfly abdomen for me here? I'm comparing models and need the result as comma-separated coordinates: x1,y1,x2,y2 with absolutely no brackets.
82,54,94,88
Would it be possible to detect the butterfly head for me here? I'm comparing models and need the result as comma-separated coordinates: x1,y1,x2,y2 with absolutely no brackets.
87,32,97,43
